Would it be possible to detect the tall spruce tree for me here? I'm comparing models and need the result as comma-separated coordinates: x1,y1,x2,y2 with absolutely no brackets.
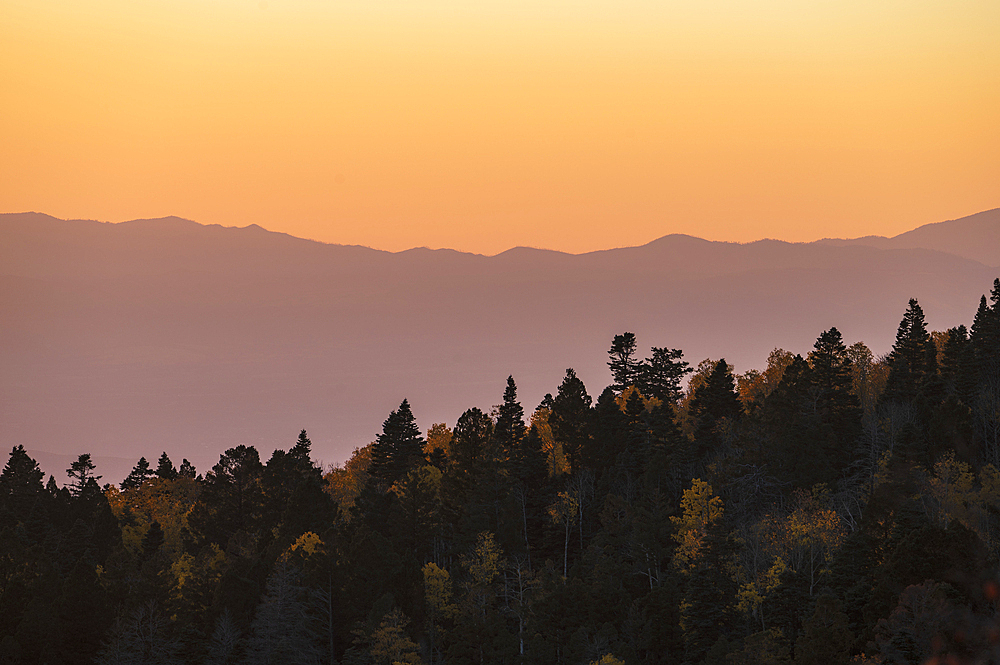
121,457,154,490
494,376,527,461
689,359,742,460
883,298,938,403
369,399,425,487
550,368,594,473
807,327,862,472
0,445,45,512
154,453,177,480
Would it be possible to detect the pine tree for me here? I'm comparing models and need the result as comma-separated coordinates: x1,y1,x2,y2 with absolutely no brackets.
66,454,101,496
369,399,426,487
451,407,495,477
550,368,593,473
177,458,196,479
883,299,938,403
187,445,264,546
290,429,315,470
205,609,242,665
807,327,862,473
608,333,641,392
154,452,177,480
639,346,692,404
121,457,154,490
763,355,829,487
939,326,969,396
689,359,742,460
587,387,628,472
0,445,45,512
494,376,527,461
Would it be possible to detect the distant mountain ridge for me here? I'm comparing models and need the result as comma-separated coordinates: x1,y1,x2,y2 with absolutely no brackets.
814,208,1000,267
2,209,998,483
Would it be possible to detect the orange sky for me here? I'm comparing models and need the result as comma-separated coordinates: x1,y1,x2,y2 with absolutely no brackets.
2,0,998,254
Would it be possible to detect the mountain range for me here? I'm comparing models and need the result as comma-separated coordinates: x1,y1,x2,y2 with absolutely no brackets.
2,208,998,483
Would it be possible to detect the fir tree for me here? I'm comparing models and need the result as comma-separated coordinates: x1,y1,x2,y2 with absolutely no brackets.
883,298,938,403
689,359,742,460
494,376,527,460
369,399,425,487
550,368,593,473
177,458,196,479
0,445,45,511
121,457,154,490
807,327,862,473
154,452,177,480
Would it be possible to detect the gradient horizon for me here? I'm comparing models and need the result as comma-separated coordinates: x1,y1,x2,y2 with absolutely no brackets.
2,0,998,255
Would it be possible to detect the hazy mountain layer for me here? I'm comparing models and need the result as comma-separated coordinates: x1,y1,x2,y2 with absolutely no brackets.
2,210,997,482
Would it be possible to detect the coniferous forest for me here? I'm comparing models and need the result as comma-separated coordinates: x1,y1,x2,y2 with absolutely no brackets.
3,279,1000,665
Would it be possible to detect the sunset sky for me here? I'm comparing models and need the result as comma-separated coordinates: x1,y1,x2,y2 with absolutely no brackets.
2,0,998,254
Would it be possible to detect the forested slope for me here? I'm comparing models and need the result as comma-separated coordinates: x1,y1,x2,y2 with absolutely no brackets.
2,278,1000,664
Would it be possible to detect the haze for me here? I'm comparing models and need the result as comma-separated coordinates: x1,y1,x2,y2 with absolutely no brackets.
3,0,999,254
3,210,999,484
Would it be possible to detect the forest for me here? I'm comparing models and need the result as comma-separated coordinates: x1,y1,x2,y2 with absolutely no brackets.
2,279,1000,665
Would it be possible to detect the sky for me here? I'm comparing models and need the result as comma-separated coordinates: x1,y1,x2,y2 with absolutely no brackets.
2,0,998,255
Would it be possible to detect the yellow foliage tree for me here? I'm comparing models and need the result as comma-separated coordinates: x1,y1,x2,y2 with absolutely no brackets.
589,655,626,665
104,475,200,561
423,563,457,664
324,444,371,521
671,478,724,570
924,451,977,530
461,532,504,619
549,491,579,577
530,408,568,476
424,423,454,458
365,608,422,665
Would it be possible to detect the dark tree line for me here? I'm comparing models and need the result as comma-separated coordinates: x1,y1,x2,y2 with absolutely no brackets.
2,278,1000,664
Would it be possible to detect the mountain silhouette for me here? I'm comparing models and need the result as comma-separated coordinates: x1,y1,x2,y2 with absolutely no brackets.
2,210,997,482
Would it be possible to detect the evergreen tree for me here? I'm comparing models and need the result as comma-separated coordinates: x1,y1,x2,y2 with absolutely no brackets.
290,429,315,471
639,346,692,404
689,359,742,460
205,609,243,665
178,458,197,479
494,376,527,461
187,445,265,546
0,445,45,512
154,452,177,480
121,457,154,490
66,453,101,496
587,387,628,473
807,327,862,473
883,298,938,403
550,368,593,472
762,355,830,487
939,325,969,396
369,399,425,487
608,333,641,391
451,407,495,476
